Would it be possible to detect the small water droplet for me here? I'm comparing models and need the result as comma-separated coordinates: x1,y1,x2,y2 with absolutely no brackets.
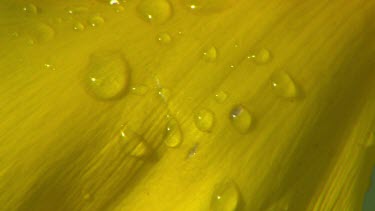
85,51,130,100
247,48,272,64
88,15,105,27
29,22,55,43
270,71,298,99
186,143,198,158
83,193,91,201
73,22,85,31
194,108,215,132
65,6,89,15
158,87,171,101
156,32,172,44
117,125,150,157
203,46,217,62
115,5,125,13
230,105,252,134
183,0,236,13
130,85,149,96
214,91,228,103
22,3,39,14
211,180,240,211
137,0,172,24
44,63,56,71
164,117,183,148
9,31,20,38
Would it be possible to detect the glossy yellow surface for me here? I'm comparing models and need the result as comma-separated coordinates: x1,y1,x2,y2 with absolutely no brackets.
0,0,375,210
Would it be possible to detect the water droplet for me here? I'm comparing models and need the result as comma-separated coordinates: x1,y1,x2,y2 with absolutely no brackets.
85,51,129,100
230,105,252,134
156,32,172,44
182,0,236,13
88,15,105,27
29,22,55,43
115,5,125,13
270,71,298,99
194,108,215,132
164,117,183,148
43,63,56,71
186,143,198,158
211,180,240,211
65,6,89,15
9,31,20,38
247,48,272,64
203,46,217,62
214,91,228,103
158,87,171,101
130,85,149,96
73,22,85,31
117,125,150,157
22,3,39,14
137,0,172,24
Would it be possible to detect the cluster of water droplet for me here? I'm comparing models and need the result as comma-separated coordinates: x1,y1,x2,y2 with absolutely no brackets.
8,1,303,209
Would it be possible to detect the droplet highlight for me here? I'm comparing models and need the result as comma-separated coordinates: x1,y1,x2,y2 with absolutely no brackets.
137,0,172,24
85,51,129,100
203,46,217,62
247,48,272,64
270,71,298,99
164,117,183,148
194,108,215,132
156,32,172,44
211,180,240,211
230,105,252,134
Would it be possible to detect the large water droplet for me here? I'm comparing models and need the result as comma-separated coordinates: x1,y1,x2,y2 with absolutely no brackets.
137,0,172,24
182,0,236,13
117,125,150,157
211,180,240,211
203,46,217,62
230,105,252,134
247,48,272,65
214,91,228,103
270,71,298,99
156,32,172,44
85,51,130,100
194,108,215,132
164,117,183,148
